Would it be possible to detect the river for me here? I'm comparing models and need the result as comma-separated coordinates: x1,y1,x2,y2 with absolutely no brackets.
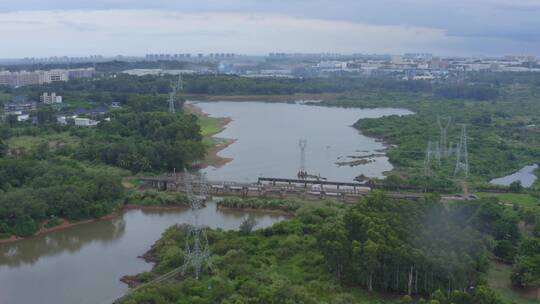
0,101,411,304
197,101,412,182
0,203,286,304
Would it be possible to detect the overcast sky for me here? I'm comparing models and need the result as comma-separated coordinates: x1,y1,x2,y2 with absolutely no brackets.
0,0,539,58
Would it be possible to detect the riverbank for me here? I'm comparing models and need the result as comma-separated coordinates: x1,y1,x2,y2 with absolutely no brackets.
216,205,294,216
0,204,188,244
184,101,236,169
184,93,340,103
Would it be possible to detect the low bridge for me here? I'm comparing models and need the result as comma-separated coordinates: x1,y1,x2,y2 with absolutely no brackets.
140,174,371,203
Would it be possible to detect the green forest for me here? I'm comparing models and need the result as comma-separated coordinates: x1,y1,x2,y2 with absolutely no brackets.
0,76,206,238
119,193,532,304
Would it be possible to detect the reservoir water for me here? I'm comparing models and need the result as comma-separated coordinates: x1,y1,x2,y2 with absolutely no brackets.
490,164,538,188
0,101,412,304
0,203,286,304
197,101,412,182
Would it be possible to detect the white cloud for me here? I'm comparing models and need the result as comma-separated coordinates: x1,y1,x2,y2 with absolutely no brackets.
0,10,444,57
0,9,537,57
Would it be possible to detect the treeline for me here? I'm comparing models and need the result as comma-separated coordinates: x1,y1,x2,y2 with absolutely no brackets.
74,111,205,172
218,197,301,212
6,73,502,104
183,75,499,102
467,71,540,87
0,159,124,237
434,85,499,101
183,75,434,95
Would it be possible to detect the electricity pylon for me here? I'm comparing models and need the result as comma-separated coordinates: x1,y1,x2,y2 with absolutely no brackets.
454,124,469,177
437,116,451,158
182,170,212,279
168,75,183,114
424,141,441,175
298,139,307,179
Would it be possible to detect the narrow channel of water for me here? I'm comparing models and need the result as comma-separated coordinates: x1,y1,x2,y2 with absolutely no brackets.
197,101,413,182
0,203,286,304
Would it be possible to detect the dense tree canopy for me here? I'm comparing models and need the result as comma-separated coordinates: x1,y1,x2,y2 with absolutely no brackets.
0,159,124,236
75,111,204,172
119,194,512,303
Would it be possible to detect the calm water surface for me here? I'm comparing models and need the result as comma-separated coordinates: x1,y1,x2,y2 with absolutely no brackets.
197,101,412,182
490,164,538,188
0,202,285,304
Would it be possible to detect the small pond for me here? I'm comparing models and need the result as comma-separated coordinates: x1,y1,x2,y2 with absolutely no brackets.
490,164,538,188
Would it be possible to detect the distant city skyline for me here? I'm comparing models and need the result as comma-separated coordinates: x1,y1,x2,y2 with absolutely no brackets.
0,1,539,58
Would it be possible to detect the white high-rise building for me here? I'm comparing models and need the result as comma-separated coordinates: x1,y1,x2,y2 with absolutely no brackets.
44,70,69,83
40,92,62,104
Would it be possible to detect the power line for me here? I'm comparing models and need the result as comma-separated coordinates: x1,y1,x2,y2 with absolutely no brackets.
168,75,183,114
423,140,441,176
181,170,213,280
298,139,307,179
454,124,469,177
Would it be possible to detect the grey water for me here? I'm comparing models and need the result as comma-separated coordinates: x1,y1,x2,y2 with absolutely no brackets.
490,164,538,188
0,203,285,304
197,101,413,182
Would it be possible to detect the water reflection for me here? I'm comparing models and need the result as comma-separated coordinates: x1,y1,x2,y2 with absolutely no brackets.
0,203,286,304
0,218,126,268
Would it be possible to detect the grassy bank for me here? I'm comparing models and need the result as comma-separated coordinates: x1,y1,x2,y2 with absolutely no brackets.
488,261,539,304
184,102,235,168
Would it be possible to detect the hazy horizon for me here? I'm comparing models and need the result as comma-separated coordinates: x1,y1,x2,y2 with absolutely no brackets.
0,0,539,58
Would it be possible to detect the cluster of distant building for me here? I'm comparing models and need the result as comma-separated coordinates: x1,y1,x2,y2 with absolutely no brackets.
229,53,540,79
2,92,113,127
1,53,538,82
145,53,236,61
117,52,540,80
0,68,95,88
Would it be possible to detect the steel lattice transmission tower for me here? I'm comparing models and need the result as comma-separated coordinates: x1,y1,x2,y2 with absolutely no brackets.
424,141,441,175
181,170,213,279
454,124,469,177
298,139,307,179
168,75,183,114
437,116,452,158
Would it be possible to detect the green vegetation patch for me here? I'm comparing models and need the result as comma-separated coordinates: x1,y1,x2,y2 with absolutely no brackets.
197,115,228,137
478,192,540,209
0,158,125,237
126,191,189,207
218,197,302,213
8,132,80,151
488,261,539,304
